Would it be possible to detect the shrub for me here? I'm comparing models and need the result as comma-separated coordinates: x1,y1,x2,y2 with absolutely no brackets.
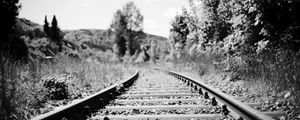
43,78,68,100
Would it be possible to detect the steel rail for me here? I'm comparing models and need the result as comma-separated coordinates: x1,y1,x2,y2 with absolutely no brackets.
157,68,274,120
31,71,139,120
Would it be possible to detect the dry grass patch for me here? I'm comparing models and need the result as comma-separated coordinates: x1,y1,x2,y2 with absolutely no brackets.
0,55,133,120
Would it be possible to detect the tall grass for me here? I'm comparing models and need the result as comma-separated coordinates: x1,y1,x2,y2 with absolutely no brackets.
0,55,128,120
0,56,43,120
239,50,300,105
170,48,300,107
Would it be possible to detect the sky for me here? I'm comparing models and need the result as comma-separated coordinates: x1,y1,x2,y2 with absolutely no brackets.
19,0,189,37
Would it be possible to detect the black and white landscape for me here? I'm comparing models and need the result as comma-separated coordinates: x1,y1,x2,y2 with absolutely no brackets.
1,0,300,120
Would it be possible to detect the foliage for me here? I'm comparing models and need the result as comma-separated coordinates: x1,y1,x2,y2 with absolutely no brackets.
42,15,63,52
0,0,20,39
172,0,300,108
43,16,51,37
169,10,190,58
122,1,144,32
122,1,145,55
180,0,300,68
43,78,68,100
109,1,145,57
0,0,28,61
50,15,63,51
25,28,46,39
110,10,128,57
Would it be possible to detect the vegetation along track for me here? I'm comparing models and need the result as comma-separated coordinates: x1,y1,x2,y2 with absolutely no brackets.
32,69,285,120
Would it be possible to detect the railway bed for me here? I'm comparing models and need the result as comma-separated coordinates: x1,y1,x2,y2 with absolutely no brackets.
32,69,285,120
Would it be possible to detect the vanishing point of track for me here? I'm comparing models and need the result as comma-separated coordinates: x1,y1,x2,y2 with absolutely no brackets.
32,68,284,120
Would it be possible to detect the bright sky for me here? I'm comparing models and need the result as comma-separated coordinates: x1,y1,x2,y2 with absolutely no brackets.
19,0,188,37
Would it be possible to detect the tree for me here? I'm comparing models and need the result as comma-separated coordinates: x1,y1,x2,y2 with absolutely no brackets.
0,0,28,61
0,0,20,47
122,1,144,32
122,1,144,55
0,0,20,41
50,15,63,51
169,11,190,58
43,15,51,37
257,0,300,52
109,1,145,56
170,13,190,48
110,10,127,56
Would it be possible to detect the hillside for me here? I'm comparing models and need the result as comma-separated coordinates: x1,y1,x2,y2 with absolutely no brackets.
63,29,111,52
16,18,169,61
16,18,43,31
15,18,169,51
63,29,169,52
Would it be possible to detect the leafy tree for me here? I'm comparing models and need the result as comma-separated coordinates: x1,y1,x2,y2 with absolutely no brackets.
122,1,144,55
110,10,127,56
169,12,190,58
170,12,190,48
43,15,51,37
185,0,224,53
122,1,144,32
184,0,300,54
109,1,145,56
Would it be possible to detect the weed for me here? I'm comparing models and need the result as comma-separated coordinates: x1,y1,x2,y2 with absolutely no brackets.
0,55,128,119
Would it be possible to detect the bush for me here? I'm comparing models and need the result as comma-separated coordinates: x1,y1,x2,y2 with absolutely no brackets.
43,78,68,100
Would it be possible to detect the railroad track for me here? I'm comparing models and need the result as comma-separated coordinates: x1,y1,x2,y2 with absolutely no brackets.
32,69,285,120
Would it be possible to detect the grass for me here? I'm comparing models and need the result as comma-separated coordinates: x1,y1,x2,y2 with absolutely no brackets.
239,50,300,105
2,42,299,119
0,55,134,120
163,49,300,112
